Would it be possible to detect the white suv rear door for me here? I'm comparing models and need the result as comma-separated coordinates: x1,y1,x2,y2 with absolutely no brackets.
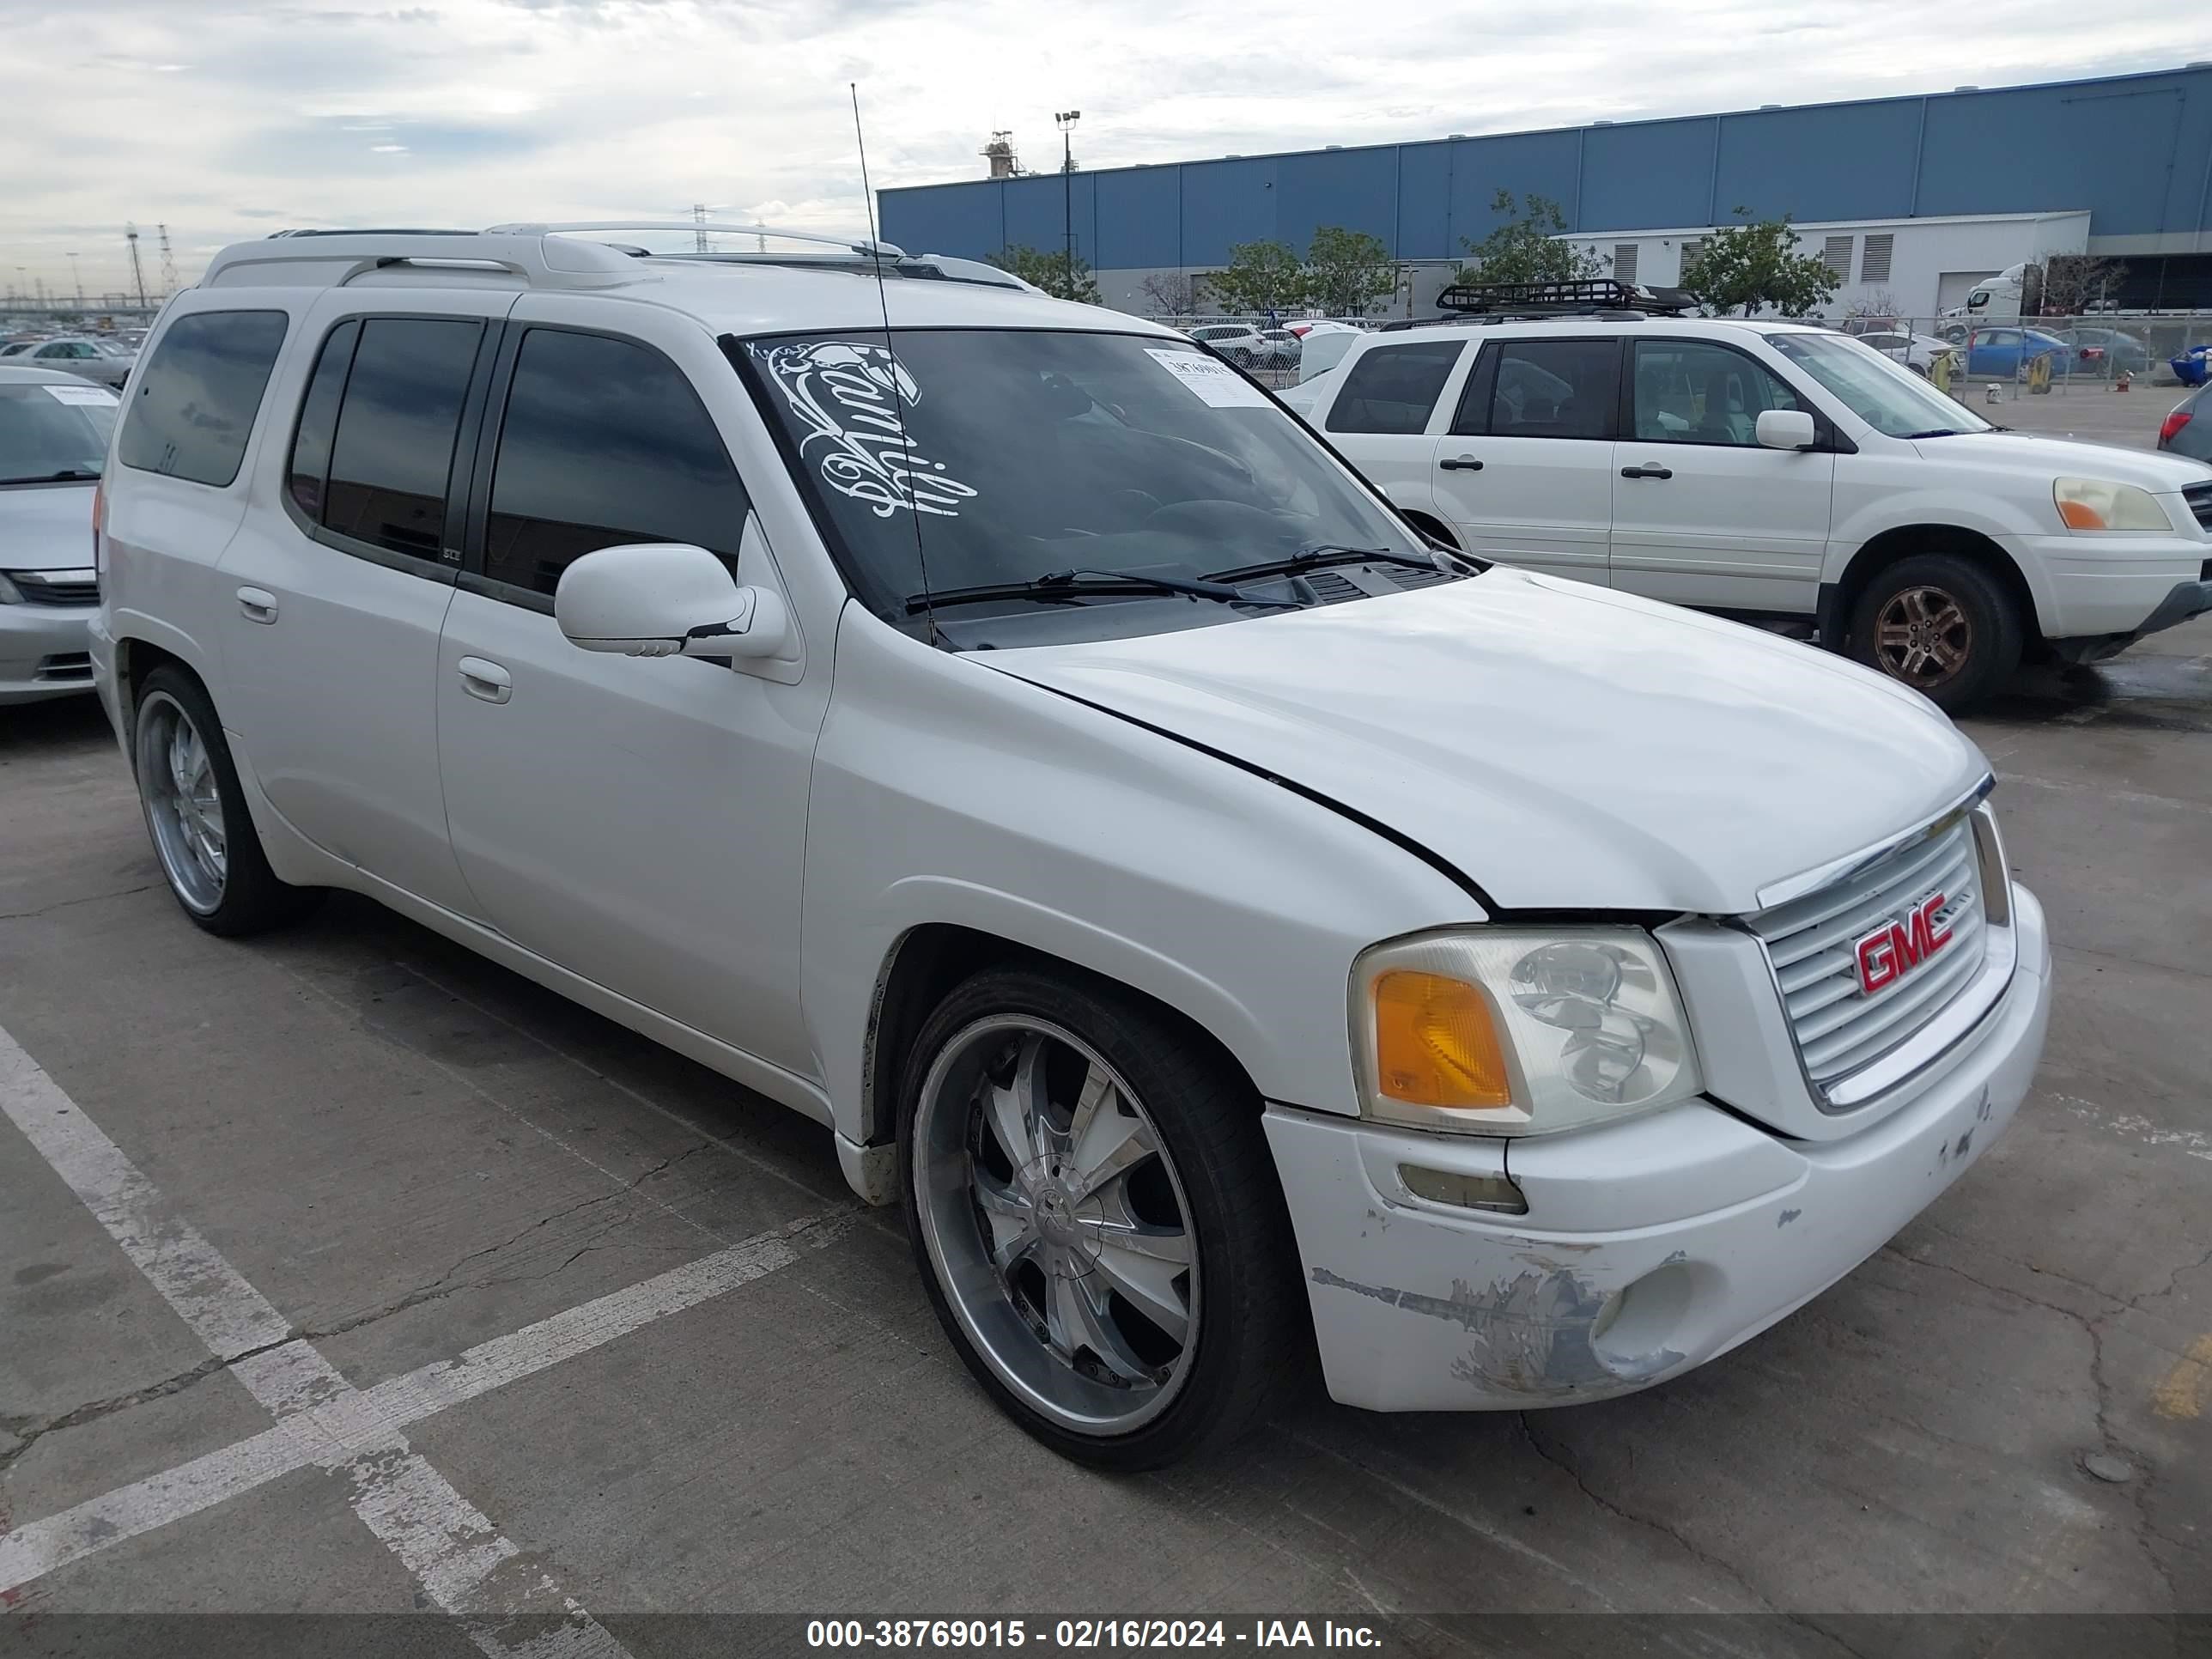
1316,337,1471,537
1428,335,1616,586
1607,337,1834,613
217,292,500,915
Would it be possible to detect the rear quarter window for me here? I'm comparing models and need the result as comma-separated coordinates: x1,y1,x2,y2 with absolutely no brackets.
1326,340,1464,435
117,310,289,488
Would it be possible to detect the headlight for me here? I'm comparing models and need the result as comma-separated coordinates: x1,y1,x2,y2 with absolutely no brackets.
0,574,22,605
1351,928,1703,1135
2053,477,2172,533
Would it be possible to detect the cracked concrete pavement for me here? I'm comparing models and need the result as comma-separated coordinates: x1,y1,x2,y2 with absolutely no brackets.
3,618,2209,1636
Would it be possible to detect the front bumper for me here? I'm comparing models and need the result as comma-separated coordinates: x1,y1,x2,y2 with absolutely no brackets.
0,602,96,705
1265,884,2051,1413
2010,530,2209,640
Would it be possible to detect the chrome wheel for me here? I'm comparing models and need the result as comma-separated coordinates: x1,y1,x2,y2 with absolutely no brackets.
1875,586,1972,689
912,1016,1199,1436
136,690,228,915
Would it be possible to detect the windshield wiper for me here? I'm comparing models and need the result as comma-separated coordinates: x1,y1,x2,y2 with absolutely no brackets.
1204,544,1444,583
1900,428,1963,440
0,469,101,484
902,568,1298,616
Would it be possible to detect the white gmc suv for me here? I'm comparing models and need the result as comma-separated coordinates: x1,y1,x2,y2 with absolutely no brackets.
1285,307,2212,711
92,225,2051,1468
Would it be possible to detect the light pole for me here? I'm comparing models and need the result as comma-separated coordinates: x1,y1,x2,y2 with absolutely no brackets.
1054,109,1080,296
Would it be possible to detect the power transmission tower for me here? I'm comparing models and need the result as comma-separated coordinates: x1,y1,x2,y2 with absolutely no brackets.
693,204,709,252
156,225,178,297
125,224,149,307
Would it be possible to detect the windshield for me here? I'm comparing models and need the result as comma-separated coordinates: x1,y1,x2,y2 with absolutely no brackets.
1767,331,1991,439
0,383,118,483
745,329,1425,631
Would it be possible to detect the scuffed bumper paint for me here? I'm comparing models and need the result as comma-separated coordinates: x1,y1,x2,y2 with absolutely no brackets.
1265,885,2051,1413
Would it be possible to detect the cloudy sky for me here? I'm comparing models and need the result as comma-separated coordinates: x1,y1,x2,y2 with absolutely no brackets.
1,0,2198,299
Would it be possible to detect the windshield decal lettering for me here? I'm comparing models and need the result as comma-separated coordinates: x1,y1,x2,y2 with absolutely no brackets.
754,341,978,519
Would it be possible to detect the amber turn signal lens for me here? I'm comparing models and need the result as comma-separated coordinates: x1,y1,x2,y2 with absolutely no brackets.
2056,499,2106,530
1372,970,1513,1109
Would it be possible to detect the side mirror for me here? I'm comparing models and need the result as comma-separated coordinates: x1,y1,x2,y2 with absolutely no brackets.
1756,409,1818,452
555,542,791,660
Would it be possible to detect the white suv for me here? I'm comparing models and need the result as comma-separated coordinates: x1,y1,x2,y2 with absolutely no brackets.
93,224,2051,1468
1285,310,2212,710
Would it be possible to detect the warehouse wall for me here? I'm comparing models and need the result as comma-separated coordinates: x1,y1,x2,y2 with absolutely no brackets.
879,66,2212,269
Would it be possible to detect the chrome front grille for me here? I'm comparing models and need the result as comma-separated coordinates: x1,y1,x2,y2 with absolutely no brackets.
2184,481,2212,532
1746,817,1988,1096
4,569,100,606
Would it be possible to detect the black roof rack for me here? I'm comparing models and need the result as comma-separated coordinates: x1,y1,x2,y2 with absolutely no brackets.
1381,277,1698,331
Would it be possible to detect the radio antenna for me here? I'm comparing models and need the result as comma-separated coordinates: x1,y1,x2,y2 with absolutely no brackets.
851,82,938,640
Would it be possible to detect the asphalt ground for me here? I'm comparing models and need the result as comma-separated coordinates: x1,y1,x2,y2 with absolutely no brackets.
3,573,2209,1650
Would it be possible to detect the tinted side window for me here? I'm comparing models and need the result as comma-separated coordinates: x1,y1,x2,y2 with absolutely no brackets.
484,329,750,597
1483,340,1619,441
1326,341,1464,435
286,319,359,520
323,318,483,562
1631,341,1801,446
117,310,289,487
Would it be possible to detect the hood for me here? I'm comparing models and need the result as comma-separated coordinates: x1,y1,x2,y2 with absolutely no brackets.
0,481,98,567
1919,430,2212,490
983,569,1987,915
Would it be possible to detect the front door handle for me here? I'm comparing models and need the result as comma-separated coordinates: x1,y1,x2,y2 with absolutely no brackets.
457,656,512,705
1438,454,1484,471
1620,463,1674,480
236,586,279,624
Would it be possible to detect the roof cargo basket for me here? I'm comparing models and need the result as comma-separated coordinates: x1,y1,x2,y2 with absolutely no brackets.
1431,278,1695,316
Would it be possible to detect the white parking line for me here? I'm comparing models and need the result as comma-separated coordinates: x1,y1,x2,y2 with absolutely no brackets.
0,1021,857,1638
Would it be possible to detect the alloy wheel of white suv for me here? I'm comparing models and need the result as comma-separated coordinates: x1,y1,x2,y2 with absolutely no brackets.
131,666,323,936
898,967,1301,1469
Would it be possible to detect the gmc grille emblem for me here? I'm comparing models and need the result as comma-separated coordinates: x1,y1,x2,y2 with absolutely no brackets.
1854,890,1955,995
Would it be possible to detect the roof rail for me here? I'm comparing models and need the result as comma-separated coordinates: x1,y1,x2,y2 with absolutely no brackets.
486,220,905,259
1431,278,1695,318
204,230,641,292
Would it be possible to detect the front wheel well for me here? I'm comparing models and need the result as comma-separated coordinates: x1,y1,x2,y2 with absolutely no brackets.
1832,526,2039,643
860,924,1257,1150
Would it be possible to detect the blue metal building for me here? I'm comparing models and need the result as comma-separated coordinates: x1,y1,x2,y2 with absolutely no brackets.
878,67,2212,312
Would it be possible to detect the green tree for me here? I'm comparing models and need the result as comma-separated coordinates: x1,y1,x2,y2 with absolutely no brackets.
1453,190,1605,287
1678,210,1838,317
1304,226,1396,317
1206,239,1308,314
988,242,1099,303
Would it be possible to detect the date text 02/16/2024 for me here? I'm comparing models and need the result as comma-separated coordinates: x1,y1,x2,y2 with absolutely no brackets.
804,1620,1384,1649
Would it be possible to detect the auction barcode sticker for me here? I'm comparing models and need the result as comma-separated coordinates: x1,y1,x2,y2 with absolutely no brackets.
1145,348,1271,408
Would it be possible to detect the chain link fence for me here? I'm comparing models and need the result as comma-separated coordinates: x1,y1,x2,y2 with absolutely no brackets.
1840,314,2212,399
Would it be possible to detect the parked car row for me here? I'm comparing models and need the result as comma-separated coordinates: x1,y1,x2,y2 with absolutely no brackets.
82,230,2067,1469
1182,319,1376,372
0,335,139,388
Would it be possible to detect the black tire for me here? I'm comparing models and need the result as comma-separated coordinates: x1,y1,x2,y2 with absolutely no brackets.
897,965,1302,1469
1845,553,2024,714
131,665,323,937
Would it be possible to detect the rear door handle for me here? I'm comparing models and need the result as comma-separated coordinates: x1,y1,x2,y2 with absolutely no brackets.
1438,454,1484,471
457,656,512,705
236,586,279,624
1620,464,1674,480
